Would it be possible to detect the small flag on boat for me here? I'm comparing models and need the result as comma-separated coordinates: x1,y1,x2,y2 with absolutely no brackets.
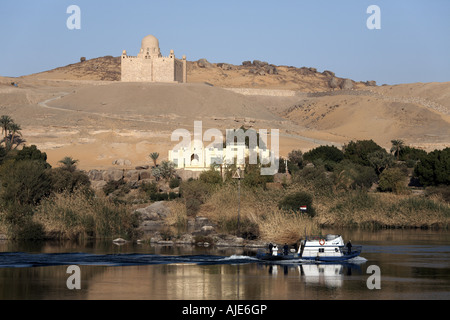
300,206,307,211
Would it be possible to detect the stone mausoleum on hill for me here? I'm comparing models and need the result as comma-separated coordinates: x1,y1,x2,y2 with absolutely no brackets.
121,35,187,83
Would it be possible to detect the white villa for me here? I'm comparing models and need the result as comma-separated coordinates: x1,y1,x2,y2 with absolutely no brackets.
168,141,272,172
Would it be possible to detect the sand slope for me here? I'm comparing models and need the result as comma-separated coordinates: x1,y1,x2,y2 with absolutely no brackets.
1,58,449,171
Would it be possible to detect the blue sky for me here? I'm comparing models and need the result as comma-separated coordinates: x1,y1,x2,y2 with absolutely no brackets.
1,0,449,84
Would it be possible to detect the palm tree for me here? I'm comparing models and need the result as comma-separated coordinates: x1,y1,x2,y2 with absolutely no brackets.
59,156,79,172
0,115,13,147
150,152,159,167
7,122,22,150
390,139,405,161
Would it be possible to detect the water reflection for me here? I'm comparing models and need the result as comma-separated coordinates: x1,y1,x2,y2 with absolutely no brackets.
301,264,345,287
263,262,363,288
1,229,449,300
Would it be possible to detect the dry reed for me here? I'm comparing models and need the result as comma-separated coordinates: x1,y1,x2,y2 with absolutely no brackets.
200,184,318,243
34,189,140,240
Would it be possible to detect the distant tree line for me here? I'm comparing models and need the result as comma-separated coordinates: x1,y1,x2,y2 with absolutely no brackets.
281,139,448,199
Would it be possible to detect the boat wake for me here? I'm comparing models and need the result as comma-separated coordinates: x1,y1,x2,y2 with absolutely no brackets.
218,255,260,262
0,252,259,268
347,256,368,264
0,252,367,269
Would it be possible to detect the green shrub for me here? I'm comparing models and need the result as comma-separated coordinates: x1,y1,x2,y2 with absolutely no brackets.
49,167,91,193
0,160,52,206
399,146,427,162
180,179,214,216
379,167,407,194
294,165,334,195
169,177,181,189
103,179,126,196
168,192,179,200
14,145,51,168
217,216,260,240
159,160,176,180
199,169,222,185
243,164,273,189
368,150,395,175
8,219,45,241
343,140,385,167
303,145,344,165
141,181,158,195
150,192,169,201
414,148,450,186
287,150,303,173
278,191,316,217
332,160,377,190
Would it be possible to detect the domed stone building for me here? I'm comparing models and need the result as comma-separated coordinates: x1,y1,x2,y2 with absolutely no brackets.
121,35,187,83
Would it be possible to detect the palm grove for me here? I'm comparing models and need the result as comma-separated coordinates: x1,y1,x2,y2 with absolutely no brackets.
0,117,449,241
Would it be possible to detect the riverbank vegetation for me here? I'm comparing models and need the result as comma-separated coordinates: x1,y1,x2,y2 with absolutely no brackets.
167,139,449,243
0,117,448,242
0,117,140,240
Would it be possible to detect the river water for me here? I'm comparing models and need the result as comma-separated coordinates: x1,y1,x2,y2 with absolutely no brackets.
0,229,449,301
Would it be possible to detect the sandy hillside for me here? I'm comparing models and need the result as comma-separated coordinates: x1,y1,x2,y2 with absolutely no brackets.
24,56,370,92
280,91,450,149
1,57,449,171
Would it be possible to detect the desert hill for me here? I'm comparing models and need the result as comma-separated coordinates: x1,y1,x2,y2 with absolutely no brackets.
1,56,449,171
280,90,450,149
23,56,372,92
24,56,121,81
45,82,282,123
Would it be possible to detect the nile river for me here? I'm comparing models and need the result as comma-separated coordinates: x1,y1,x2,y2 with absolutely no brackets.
0,229,449,300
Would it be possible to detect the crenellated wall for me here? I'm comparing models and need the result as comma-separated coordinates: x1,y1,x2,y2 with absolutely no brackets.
121,36,187,83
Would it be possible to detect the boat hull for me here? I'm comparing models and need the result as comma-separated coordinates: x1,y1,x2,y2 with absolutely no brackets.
256,253,300,261
300,250,361,262
256,250,362,263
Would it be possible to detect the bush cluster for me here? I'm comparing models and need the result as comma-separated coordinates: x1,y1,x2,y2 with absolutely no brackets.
0,117,140,240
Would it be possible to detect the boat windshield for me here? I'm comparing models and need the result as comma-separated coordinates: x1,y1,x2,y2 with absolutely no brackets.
306,235,340,241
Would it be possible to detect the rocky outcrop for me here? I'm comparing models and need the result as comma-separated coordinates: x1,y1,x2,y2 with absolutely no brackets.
131,203,269,248
340,78,354,90
136,201,171,234
329,77,339,89
266,65,278,75
88,168,153,182
112,158,131,166
217,63,234,70
88,169,124,182
87,167,155,190
252,60,269,68
244,60,278,76
136,201,171,221
296,67,317,75
197,58,213,68
322,70,335,78
249,68,266,76
214,234,245,247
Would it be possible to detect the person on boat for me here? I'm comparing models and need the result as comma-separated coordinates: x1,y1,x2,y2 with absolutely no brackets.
268,243,273,254
272,245,278,256
346,240,352,254
283,243,289,256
